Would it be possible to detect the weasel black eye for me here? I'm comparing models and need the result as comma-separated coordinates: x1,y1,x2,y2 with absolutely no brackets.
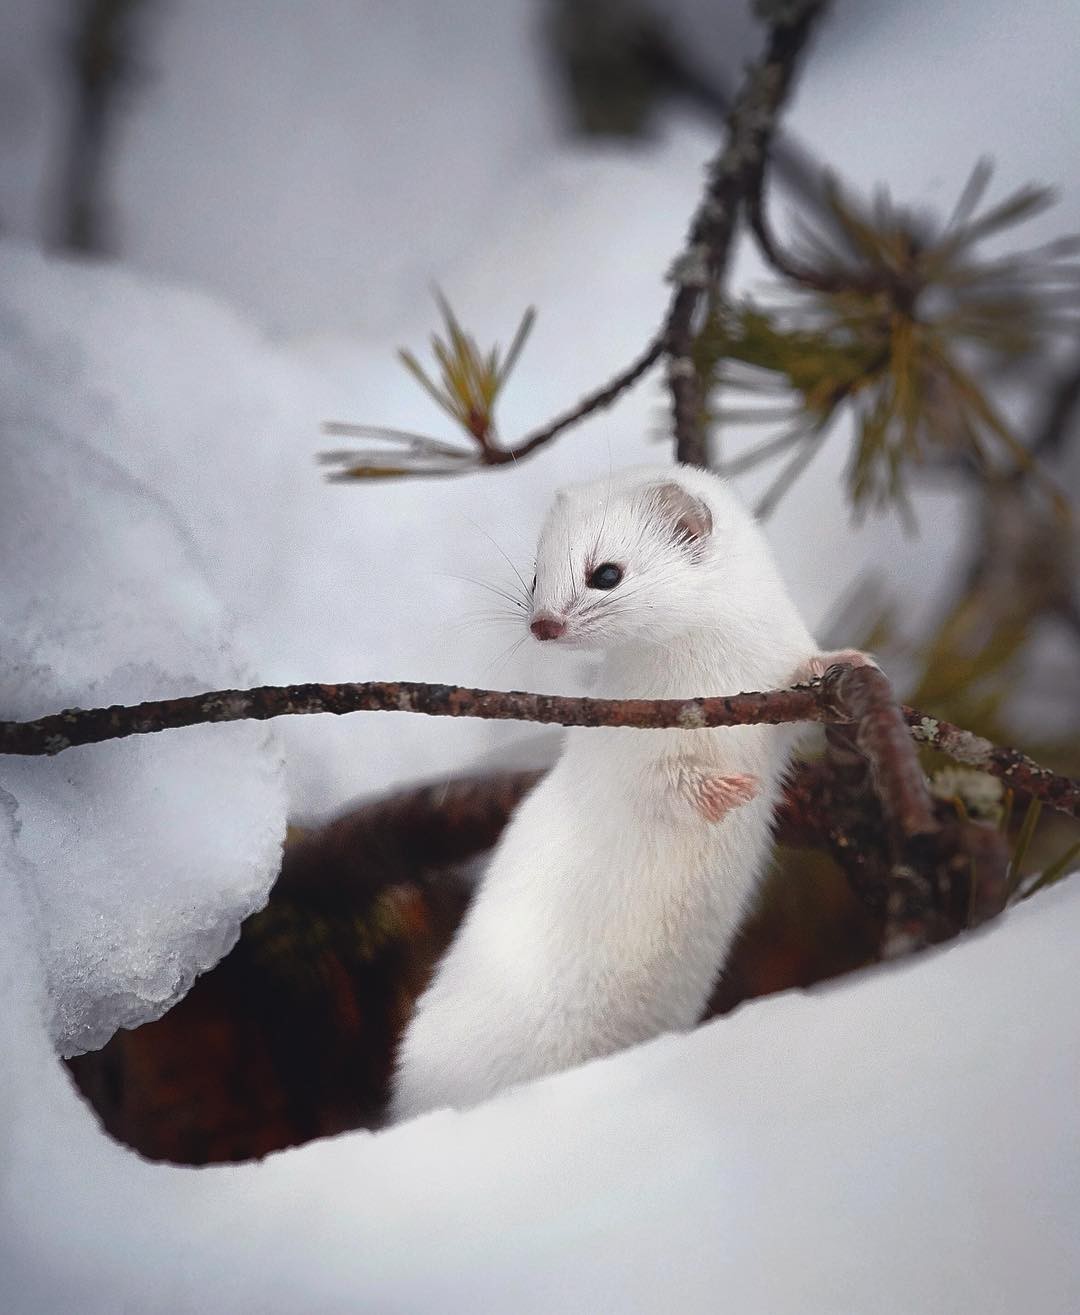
587,563,623,590
531,573,537,594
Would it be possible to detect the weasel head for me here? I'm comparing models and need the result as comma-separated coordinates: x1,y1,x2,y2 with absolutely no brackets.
528,464,768,650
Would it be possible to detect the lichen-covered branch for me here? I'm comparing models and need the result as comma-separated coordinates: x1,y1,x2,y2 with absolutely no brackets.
817,664,937,838
501,0,829,471
817,718,1010,955
905,710,1080,818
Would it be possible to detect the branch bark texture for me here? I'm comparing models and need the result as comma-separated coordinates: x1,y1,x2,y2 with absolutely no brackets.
3,665,1076,822
662,0,828,464
904,710,1080,818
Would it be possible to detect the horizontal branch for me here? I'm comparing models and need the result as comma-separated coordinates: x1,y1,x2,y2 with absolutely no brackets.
3,667,1076,821
0,679,824,753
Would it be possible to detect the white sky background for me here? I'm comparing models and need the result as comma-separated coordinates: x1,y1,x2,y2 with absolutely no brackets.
1,2,1080,1310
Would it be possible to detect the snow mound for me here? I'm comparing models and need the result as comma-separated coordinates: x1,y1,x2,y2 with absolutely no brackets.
2,832,1078,1313
0,416,285,1054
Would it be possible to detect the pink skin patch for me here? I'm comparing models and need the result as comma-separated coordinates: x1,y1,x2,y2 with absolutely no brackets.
792,648,878,684
683,769,760,823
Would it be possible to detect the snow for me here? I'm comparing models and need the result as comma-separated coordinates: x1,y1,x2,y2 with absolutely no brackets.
3,828,1079,1313
0,410,286,1055
1,0,1079,1308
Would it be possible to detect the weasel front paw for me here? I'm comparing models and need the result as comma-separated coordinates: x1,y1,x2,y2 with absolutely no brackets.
687,770,760,823
792,648,878,685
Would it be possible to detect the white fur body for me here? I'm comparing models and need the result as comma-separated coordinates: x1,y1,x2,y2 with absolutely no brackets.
390,465,821,1122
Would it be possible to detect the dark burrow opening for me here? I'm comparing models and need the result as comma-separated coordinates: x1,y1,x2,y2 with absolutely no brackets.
67,770,878,1165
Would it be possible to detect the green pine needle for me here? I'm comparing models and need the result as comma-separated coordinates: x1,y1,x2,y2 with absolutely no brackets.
1006,799,1043,899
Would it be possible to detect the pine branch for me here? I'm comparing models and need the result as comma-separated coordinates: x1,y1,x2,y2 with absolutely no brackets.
325,1,830,479
663,0,829,464
512,0,830,470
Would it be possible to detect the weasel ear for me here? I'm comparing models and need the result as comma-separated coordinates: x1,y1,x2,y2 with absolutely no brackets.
647,482,713,560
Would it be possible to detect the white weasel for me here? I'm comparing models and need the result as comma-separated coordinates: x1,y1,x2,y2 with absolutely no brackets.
390,463,860,1122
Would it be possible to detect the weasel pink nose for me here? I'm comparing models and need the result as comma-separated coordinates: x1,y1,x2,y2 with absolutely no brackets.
530,613,566,641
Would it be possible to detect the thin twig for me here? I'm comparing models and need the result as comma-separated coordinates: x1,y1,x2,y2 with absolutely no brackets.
747,184,883,295
320,336,665,480
488,335,665,464
744,154,899,298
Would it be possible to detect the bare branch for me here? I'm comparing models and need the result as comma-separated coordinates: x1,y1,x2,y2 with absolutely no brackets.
0,679,824,755
817,666,936,838
485,335,665,464
3,664,1076,821
13,663,1074,949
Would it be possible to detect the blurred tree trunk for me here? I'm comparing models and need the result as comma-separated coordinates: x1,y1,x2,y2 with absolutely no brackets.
56,0,152,254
